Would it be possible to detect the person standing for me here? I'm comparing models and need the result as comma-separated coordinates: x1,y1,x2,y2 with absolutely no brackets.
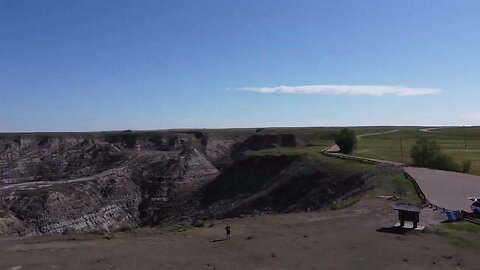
225,224,231,239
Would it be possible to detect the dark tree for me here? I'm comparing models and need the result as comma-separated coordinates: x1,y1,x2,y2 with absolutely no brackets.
410,138,440,167
410,138,460,171
335,128,357,154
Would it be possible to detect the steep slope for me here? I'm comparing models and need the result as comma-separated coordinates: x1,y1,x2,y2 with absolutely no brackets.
0,136,128,184
149,155,369,225
0,167,141,235
0,130,368,236
131,149,220,220
0,132,228,235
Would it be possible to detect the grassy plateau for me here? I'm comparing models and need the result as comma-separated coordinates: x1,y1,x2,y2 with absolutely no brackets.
353,126,480,175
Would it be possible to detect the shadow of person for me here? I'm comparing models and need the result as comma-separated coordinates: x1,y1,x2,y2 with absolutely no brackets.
210,238,228,243
376,226,412,235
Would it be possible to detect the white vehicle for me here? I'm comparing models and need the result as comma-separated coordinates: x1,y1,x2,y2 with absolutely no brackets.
468,197,480,213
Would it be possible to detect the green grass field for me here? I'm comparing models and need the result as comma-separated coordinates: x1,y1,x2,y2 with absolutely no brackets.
438,221,480,252
364,164,423,205
230,126,480,175
353,127,480,175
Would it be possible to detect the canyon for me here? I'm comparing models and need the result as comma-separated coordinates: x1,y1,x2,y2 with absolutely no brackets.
0,129,367,236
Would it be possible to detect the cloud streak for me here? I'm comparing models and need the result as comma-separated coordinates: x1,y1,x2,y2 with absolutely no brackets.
461,112,480,120
238,85,442,96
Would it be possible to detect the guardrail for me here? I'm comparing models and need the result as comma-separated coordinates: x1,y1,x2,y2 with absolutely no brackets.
321,148,393,165
323,142,480,225
321,145,436,210
403,170,428,207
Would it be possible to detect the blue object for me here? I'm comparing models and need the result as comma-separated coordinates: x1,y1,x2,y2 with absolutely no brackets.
446,211,461,221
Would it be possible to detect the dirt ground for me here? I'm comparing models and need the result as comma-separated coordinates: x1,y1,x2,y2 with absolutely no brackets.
0,197,478,270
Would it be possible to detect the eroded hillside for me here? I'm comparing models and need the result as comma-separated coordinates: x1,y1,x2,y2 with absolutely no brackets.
0,128,396,236
148,154,371,226
0,130,316,235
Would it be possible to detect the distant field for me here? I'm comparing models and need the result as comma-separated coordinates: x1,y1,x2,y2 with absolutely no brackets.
8,126,479,174
243,126,399,154
207,126,399,142
353,127,480,175
0,126,405,142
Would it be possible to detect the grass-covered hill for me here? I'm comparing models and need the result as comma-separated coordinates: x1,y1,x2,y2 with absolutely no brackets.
149,153,421,226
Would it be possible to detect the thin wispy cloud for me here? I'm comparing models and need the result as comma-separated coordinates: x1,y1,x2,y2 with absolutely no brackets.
461,112,480,120
238,85,442,96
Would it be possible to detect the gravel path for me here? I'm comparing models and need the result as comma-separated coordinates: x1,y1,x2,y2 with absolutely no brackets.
356,129,399,138
404,167,480,211
418,127,443,133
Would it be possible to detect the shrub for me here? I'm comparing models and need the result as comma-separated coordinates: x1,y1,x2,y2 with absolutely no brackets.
410,138,440,167
462,159,472,173
335,128,357,154
410,138,460,172
432,152,460,172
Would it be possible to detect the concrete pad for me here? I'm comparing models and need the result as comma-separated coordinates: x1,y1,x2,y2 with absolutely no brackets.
394,222,426,231
404,167,480,212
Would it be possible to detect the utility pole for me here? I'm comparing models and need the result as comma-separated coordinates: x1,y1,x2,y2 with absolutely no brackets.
464,126,467,150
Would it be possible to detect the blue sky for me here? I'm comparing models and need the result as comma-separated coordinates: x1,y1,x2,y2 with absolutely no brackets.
1,0,480,131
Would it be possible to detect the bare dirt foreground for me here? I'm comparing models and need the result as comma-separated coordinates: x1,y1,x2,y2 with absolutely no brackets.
0,198,477,270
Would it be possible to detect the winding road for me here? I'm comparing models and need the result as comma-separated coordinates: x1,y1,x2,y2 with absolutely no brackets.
326,127,479,212
356,129,399,138
404,167,480,211
407,127,479,211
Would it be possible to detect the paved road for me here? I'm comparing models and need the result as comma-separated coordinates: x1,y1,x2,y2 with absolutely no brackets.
408,127,479,211
326,128,480,212
404,167,480,211
418,127,443,133
356,129,399,138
